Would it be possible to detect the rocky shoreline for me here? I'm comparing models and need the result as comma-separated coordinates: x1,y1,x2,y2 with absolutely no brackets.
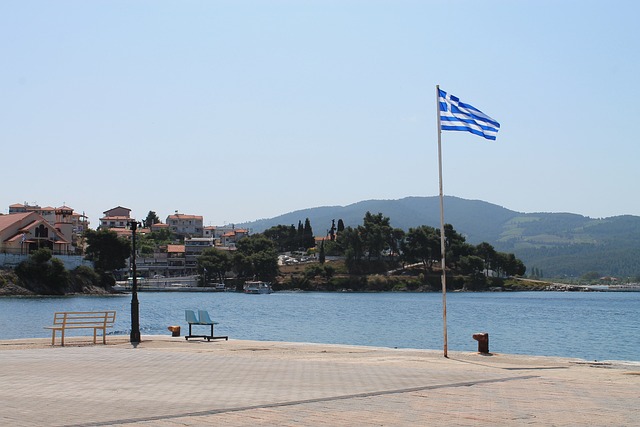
0,270,113,296
1,267,610,297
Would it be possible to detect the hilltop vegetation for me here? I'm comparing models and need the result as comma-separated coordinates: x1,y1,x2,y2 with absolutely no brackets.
189,211,526,292
265,212,525,292
239,196,640,278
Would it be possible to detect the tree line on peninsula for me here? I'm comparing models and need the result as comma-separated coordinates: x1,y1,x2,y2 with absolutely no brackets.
2,211,525,295
198,211,526,292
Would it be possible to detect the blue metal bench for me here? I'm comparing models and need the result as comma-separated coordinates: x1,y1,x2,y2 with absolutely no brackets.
184,309,228,341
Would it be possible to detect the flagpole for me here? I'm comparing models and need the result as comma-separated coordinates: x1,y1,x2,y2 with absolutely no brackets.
436,85,448,358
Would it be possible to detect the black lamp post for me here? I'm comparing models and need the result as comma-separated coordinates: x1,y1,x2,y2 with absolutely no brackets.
128,220,141,343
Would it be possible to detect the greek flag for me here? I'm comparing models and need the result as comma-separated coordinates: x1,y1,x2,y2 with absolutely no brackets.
438,88,500,140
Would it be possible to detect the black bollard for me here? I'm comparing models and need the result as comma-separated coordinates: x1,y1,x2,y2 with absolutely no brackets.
473,332,489,354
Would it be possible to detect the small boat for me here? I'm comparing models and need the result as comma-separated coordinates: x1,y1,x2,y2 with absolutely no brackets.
243,281,273,294
212,283,226,292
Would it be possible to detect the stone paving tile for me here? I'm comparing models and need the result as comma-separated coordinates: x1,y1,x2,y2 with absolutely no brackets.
123,376,640,427
1,337,638,426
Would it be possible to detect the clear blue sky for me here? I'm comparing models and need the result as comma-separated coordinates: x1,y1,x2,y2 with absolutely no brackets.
2,1,638,227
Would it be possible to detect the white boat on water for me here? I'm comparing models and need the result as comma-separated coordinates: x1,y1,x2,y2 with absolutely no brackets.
243,281,273,294
212,283,227,292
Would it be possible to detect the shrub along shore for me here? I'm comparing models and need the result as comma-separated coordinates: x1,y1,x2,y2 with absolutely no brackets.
0,263,567,297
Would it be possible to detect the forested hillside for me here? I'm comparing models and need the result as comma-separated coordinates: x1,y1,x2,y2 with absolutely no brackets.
239,196,640,278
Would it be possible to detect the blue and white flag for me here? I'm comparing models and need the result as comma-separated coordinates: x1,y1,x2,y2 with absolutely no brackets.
438,88,500,140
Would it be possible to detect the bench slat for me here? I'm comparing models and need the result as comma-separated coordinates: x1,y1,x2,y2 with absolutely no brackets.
44,325,115,330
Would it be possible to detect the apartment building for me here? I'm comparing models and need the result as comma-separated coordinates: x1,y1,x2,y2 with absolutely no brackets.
99,206,132,229
166,212,203,238
184,237,215,268
220,228,249,248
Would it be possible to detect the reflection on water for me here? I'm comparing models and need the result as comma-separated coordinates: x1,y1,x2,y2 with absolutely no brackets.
1,291,638,361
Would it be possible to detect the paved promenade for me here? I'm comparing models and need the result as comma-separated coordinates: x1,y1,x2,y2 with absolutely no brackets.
1,336,638,426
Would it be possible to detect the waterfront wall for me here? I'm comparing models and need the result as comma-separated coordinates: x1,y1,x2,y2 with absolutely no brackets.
0,253,93,270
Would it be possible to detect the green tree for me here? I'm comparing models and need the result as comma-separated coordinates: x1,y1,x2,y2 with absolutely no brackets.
263,224,298,252
442,224,473,268
322,264,335,279
499,253,526,277
31,247,53,264
335,213,397,274
304,264,324,279
234,234,279,281
529,266,540,278
323,239,343,256
319,240,326,264
337,219,345,233
136,228,173,258
149,228,173,244
361,212,392,261
475,242,497,276
49,257,69,289
303,218,315,249
197,248,232,284
143,211,160,228
337,226,364,272
401,225,440,268
84,229,131,273
389,228,405,258
296,220,304,248
328,219,337,241
14,248,70,295
458,255,485,276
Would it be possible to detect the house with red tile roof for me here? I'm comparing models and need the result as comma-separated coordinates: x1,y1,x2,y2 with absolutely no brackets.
5,203,89,252
166,244,186,275
10,203,57,225
220,228,249,247
0,212,71,255
103,206,131,217
99,206,133,230
150,222,169,232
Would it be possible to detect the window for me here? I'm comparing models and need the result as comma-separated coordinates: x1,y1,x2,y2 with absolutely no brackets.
35,224,49,238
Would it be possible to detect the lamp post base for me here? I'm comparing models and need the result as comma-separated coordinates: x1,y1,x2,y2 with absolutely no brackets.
130,295,141,343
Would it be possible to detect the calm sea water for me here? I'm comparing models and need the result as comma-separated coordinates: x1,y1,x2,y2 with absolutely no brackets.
1,291,638,362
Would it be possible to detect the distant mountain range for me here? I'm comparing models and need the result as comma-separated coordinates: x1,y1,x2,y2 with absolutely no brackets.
239,196,640,278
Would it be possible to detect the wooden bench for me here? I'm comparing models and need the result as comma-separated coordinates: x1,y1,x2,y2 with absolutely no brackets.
44,311,116,346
